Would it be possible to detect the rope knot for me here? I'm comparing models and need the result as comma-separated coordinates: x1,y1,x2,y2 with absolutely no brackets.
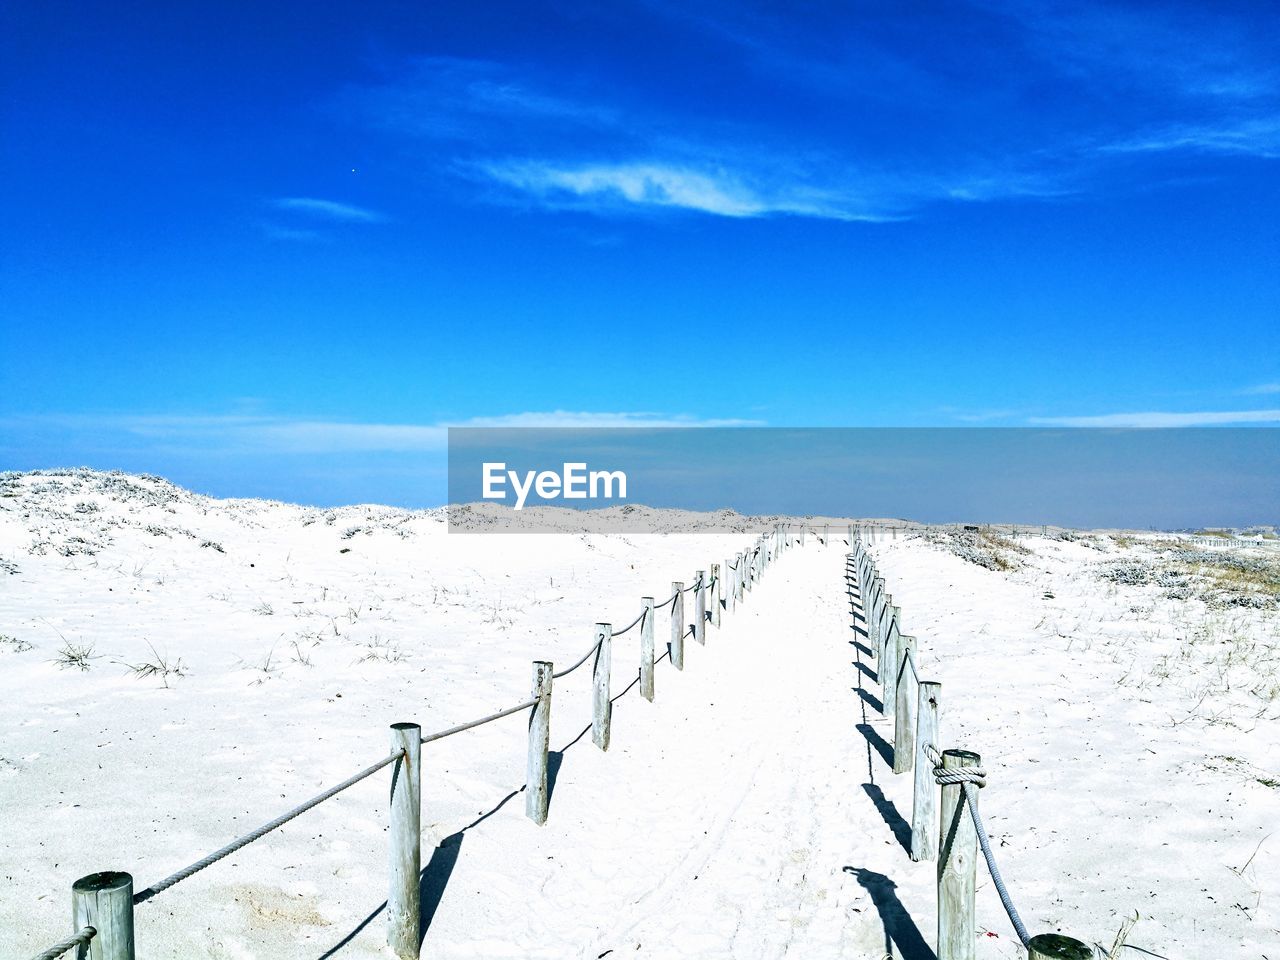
932,765,987,788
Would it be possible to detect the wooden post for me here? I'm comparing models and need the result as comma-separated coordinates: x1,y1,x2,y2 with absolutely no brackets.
592,623,612,750
710,563,721,628
72,872,134,960
881,607,900,710
526,661,553,824
938,749,981,960
727,558,737,613
640,598,655,702
800,525,806,546
869,582,886,656
892,635,917,774
1027,934,1093,959
911,681,941,862
694,572,707,644
671,582,685,670
388,722,421,959
823,523,829,544
880,599,896,665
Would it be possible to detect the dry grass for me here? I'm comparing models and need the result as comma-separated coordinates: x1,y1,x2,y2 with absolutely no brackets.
120,641,187,687
53,639,99,671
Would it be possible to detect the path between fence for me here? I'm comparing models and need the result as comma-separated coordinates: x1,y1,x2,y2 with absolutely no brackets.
22,523,1104,960
24,526,884,960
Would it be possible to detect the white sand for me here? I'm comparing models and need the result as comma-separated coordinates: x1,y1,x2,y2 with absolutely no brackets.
2,471,1276,958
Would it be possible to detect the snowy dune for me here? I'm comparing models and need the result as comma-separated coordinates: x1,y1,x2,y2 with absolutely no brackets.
1,471,1277,958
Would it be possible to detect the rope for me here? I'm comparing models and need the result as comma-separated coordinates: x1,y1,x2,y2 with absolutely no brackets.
421,698,539,744
133,749,404,904
925,745,1029,947
28,928,95,960
611,608,646,637
963,782,1031,947
553,637,603,679
653,591,677,610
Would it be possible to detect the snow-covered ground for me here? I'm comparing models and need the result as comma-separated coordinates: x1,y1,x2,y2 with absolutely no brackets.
2,471,1277,958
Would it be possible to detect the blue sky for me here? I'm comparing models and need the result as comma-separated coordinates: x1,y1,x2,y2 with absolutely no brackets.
2,1,1278,507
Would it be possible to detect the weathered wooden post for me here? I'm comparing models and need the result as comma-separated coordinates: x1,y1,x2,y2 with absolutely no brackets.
882,606,900,709
938,749,981,960
871,581,887,656
640,598,655,701
72,872,134,960
671,582,685,670
1027,934,1093,959
892,635,917,774
911,681,941,862
710,563,721,628
388,722,421,958
823,523,829,544
800,525,806,546
526,661,553,824
880,599,896,665
848,522,854,544
694,572,707,644
592,623,612,750
870,579,886,653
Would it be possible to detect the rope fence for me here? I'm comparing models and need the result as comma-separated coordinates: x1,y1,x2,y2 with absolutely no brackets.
26,522,818,960
28,928,94,960
848,533,1095,960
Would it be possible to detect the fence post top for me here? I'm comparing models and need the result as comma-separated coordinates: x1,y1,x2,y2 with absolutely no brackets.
73,871,132,893
533,659,553,670
942,748,981,764
596,622,611,630
390,721,421,732
1027,933,1093,960
642,595,654,604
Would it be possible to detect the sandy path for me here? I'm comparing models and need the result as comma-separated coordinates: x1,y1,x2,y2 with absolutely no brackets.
408,538,897,959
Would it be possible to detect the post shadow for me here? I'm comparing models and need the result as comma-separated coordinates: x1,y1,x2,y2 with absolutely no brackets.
856,722,894,769
855,660,879,683
861,783,912,854
843,867,935,960
420,832,464,937
854,686,883,713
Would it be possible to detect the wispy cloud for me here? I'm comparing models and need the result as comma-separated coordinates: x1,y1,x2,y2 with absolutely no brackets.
1,410,761,456
478,161,895,221
348,56,1066,222
449,411,763,429
1029,410,1280,427
1242,382,1280,395
274,197,386,223
1101,116,1280,159
341,1,1280,225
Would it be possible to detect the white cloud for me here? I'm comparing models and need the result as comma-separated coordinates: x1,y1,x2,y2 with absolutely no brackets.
274,197,386,223
1100,116,1280,159
1029,409,1280,427
447,410,763,428
1241,382,1280,395
1,411,761,456
479,161,896,221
